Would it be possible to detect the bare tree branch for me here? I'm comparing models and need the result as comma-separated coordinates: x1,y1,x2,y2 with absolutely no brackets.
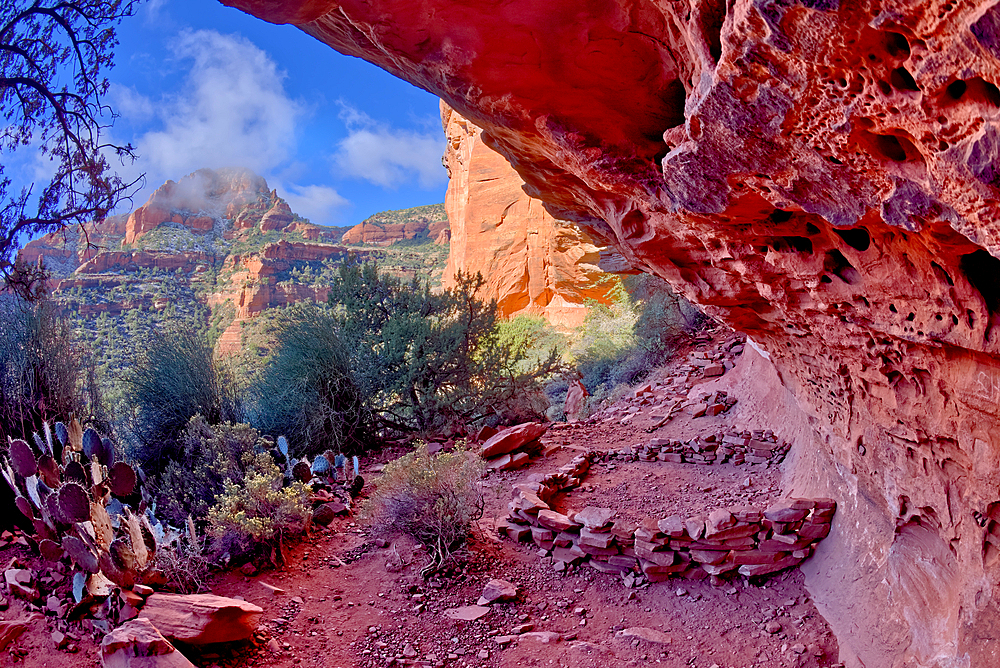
0,0,142,300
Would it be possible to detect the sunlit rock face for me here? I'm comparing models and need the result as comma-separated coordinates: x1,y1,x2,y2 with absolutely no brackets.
442,103,617,328
226,1,1000,665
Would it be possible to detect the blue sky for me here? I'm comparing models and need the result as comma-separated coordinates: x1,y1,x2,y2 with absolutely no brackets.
100,0,448,227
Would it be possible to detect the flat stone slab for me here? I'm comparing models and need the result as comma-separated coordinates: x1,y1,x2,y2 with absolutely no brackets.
443,605,490,621
573,506,614,530
481,422,548,459
101,617,195,668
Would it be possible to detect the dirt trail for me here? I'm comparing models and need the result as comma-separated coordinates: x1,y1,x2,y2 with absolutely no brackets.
1,325,842,667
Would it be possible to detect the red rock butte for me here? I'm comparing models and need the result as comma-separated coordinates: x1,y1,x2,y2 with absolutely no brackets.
223,1,1000,666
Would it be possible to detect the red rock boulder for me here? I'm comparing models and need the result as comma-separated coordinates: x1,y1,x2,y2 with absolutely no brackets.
139,593,263,646
481,422,548,459
100,618,194,668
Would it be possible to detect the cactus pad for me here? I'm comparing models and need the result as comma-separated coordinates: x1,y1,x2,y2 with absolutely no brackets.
33,517,57,541
45,493,64,524
100,438,116,466
109,537,136,572
311,455,331,476
108,462,137,497
99,550,134,589
277,435,289,457
33,431,47,456
66,418,83,455
42,422,54,455
140,514,157,559
90,460,104,486
64,460,87,484
54,421,68,447
14,496,34,520
57,482,91,524
36,454,60,488
35,478,52,499
82,427,102,460
62,535,99,573
9,439,38,478
124,510,148,569
292,460,312,482
90,502,114,550
72,571,87,604
38,538,63,562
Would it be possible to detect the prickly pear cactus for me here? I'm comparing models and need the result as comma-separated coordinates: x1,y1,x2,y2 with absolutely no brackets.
292,459,312,483
311,455,331,476
36,454,60,488
277,435,297,479
62,535,99,573
57,482,91,523
63,460,87,484
81,428,102,461
9,439,37,478
108,462,137,497
3,422,161,594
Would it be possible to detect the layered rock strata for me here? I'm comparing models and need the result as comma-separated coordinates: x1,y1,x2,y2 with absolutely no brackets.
225,1,1000,665
210,241,368,355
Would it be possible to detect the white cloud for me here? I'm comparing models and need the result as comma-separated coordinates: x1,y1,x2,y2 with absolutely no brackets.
108,84,154,120
333,105,445,189
143,0,169,23
134,29,301,181
279,183,348,225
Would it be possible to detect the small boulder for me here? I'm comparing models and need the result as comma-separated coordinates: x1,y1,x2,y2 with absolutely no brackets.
313,502,348,526
480,579,517,604
443,605,490,621
481,422,548,459
100,617,195,668
4,569,38,601
140,593,263,645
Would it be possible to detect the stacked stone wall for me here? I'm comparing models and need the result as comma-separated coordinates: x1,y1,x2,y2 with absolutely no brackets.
500,452,835,585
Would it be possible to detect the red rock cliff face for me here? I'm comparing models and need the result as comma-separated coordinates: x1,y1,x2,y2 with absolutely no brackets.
125,168,269,244
441,103,619,328
226,1,1000,665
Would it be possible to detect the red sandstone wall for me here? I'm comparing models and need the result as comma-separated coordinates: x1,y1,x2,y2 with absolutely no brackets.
441,103,617,328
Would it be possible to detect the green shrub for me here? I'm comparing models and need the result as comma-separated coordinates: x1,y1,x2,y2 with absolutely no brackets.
492,314,567,371
365,442,483,577
569,274,704,415
206,451,311,564
0,294,97,441
155,415,270,526
239,302,366,458
121,325,242,469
